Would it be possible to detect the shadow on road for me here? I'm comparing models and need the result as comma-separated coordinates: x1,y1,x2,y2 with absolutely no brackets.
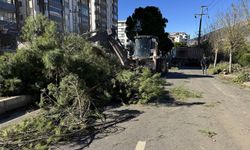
166,71,213,79
151,91,206,107
0,105,39,124
60,109,143,149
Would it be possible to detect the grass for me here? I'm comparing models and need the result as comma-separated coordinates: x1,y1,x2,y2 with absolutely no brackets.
217,73,250,88
169,86,203,101
198,129,217,138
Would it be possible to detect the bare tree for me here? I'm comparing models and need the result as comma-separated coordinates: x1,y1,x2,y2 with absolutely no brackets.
218,3,247,73
208,21,224,68
240,0,250,25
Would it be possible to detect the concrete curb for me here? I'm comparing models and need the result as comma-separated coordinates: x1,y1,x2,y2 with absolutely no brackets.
0,95,33,115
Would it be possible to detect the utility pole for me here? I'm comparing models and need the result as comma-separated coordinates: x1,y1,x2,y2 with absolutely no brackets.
195,6,208,48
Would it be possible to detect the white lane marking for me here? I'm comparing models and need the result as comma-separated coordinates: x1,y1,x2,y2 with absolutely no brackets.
135,141,146,150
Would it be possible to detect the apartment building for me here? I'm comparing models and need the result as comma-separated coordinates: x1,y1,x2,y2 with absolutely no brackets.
16,0,90,34
0,0,17,51
79,0,90,33
169,32,190,43
0,0,17,31
1,0,119,34
16,0,64,31
16,0,118,33
62,0,89,34
112,0,118,29
117,20,129,48
90,0,118,32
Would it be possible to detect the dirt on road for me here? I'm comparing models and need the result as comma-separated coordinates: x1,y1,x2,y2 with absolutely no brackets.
61,69,250,150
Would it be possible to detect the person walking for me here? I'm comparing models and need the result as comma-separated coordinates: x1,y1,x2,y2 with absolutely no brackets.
200,56,209,75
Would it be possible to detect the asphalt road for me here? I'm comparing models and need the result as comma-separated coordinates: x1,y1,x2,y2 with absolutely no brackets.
0,106,40,129
61,69,250,150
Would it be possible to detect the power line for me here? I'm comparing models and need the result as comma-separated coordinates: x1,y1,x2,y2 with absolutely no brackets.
195,6,209,47
208,0,217,7
209,0,224,11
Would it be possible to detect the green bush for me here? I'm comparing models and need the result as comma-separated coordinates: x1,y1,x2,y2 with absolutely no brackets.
0,77,22,96
232,63,243,73
233,72,250,84
239,53,250,67
208,62,228,75
208,62,243,75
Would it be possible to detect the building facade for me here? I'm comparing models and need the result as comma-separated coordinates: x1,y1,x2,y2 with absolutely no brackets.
79,0,90,33
0,0,17,29
17,0,90,34
1,0,118,52
0,0,17,51
169,32,190,43
90,0,118,32
112,0,118,29
90,0,107,31
118,20,129,48
16,0,117,33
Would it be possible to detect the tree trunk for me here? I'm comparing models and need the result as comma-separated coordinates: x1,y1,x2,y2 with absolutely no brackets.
229,49,232,73
213,49,218,68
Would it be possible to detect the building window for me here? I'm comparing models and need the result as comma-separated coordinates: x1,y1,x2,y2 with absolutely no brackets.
20,14,23,21
18,1,22,7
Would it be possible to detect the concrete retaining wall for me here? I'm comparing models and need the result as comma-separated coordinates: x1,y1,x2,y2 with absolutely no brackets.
0,95,33,115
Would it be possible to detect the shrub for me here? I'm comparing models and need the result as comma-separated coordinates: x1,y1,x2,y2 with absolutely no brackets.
233,72,250,84
0,77,22,96
239,53,250,67
232,63,243,73
208,62,228,74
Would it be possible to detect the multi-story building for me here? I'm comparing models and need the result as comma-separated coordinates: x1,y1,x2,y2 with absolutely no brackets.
17,0,117,33
16,0,63,31
90,0,107,31
1,0,117,50
0,0,17,29
169,32,190,43
106,0,117,29
118,20,129,48
79,0,90,33
112,0,118,29
16,0,42,30
90,0,118,32
63,0,79,33
17,0,90,34
0,0,17,51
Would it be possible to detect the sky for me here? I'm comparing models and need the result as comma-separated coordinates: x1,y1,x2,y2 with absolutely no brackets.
118,0,239,38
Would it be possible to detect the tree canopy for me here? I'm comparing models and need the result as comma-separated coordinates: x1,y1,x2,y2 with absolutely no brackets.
126,6,173,55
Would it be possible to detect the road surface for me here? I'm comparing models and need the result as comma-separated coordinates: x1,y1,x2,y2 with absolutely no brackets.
59,69,250,150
